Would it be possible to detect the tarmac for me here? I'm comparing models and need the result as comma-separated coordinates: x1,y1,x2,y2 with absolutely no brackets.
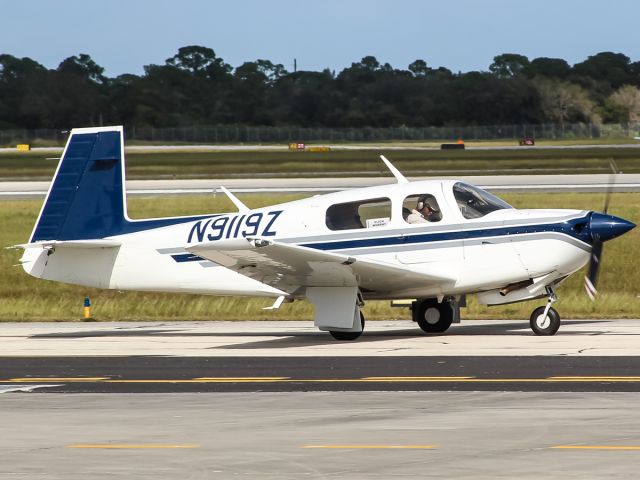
1,319,638,357
2,319,639,478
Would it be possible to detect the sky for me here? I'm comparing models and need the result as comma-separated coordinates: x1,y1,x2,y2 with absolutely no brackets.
1,0,639,77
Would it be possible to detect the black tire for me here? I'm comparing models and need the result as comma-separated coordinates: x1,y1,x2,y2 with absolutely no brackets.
415,299,453,334
529,306,561,336
330,311,365,341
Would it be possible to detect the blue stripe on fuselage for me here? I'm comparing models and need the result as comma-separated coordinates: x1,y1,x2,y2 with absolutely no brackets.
300,215,591,251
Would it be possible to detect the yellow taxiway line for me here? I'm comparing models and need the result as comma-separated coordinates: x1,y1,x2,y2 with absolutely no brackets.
5,376,640,384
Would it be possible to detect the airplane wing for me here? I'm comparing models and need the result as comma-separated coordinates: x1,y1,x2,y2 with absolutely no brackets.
186,237,456,293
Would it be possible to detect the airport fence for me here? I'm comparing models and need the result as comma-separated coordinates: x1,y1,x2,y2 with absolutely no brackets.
1,123,639,147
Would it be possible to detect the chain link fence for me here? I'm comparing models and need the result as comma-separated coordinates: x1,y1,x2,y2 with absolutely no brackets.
1,123,639,147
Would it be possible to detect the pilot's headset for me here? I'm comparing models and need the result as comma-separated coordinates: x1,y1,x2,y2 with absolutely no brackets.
417,195,437,211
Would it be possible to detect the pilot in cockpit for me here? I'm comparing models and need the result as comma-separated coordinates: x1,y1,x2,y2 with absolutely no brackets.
407,195,441,223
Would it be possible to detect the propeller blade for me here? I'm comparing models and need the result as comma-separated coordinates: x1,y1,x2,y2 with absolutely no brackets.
584,241,603,301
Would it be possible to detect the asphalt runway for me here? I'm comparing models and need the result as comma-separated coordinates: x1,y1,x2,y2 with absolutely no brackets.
1,355,640,393
2,319,639,478
2,173,640,198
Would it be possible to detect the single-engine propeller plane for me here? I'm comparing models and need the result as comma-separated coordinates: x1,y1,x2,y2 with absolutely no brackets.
15,126,635,339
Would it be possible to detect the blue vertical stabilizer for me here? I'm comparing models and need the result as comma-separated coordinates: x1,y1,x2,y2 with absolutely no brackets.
30,126,207,242
31,129,125,241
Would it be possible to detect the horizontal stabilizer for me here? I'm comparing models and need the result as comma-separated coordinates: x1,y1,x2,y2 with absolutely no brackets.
12,239,122,250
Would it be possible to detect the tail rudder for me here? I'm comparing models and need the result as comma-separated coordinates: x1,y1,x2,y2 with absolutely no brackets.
30,126,127,242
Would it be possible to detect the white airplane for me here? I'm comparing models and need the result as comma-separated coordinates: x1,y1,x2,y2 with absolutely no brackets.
15,126,635,340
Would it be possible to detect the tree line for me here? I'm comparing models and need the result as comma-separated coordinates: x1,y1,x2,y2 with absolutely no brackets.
0,46,639,130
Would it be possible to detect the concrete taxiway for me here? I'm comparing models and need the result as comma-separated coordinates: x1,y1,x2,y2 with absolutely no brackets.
1,392,640,479
2,319,639,478
1,319,638,358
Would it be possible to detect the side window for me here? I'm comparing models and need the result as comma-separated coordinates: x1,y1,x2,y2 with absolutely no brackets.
326,198,392,231
403,194,442,224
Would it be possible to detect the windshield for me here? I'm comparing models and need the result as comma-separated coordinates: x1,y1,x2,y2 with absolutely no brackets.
453,182,513,219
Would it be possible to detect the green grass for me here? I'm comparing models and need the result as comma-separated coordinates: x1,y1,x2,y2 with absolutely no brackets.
1,145,639,180
1,192,638,322
12,135,639,149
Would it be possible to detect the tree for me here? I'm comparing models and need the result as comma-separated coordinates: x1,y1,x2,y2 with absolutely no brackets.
607,85,640,123
489,53,530,78
408,59,432,77
572,52,632,89
234,59,287,85
58,54,106,84
0,54,46,81
165,45,231,79
534,78,600,126
525,57,570,79
0,55,49,128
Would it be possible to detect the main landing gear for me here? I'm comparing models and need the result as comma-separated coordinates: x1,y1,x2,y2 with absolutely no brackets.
412,298,454,334
529,286,561,336
330,311,365,341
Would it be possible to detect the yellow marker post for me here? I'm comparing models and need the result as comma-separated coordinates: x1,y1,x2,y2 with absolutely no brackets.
83,296,92,320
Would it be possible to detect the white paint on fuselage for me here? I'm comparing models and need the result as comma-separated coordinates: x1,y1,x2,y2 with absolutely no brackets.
21,179,592,301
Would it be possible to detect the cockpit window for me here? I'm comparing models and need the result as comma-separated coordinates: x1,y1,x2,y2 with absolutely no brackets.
402,194,442,223
453,182,512,219
326,197,391,231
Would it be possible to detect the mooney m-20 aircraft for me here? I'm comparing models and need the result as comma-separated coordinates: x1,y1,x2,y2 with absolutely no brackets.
16,126,635,340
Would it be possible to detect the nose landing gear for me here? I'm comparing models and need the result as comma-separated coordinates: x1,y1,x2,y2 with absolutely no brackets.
529,286,561,336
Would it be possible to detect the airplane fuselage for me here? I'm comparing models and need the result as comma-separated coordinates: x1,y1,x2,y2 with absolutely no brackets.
22,179,591,304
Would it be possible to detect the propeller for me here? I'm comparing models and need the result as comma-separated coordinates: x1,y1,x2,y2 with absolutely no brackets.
583,159,618,301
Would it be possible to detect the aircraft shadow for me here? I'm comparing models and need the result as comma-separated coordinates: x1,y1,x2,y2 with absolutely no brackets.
27,319,613,350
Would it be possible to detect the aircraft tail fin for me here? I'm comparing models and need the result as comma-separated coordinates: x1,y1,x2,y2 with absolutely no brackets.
30,126,127,242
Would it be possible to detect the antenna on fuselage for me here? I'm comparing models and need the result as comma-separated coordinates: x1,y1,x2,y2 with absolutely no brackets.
219,186,250,212
379,155,409,184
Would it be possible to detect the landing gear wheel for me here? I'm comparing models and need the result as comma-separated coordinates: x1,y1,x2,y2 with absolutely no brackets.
330,311,365,341
529,306,561,336
414,300,453,334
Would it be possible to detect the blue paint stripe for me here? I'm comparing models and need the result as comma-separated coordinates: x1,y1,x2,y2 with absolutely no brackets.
171,253,205,263
300,216,591,251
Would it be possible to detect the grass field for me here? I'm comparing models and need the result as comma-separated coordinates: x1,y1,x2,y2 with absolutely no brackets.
1,192,638,322
1,145,640,180
11,135,640,149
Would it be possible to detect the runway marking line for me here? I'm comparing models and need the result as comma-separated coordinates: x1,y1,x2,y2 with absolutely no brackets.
302,445,437,450
548,376,640,381
101,377,290,383
5,376,640,384
362,376,472,381
551,445,640,451
68,444,199,449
